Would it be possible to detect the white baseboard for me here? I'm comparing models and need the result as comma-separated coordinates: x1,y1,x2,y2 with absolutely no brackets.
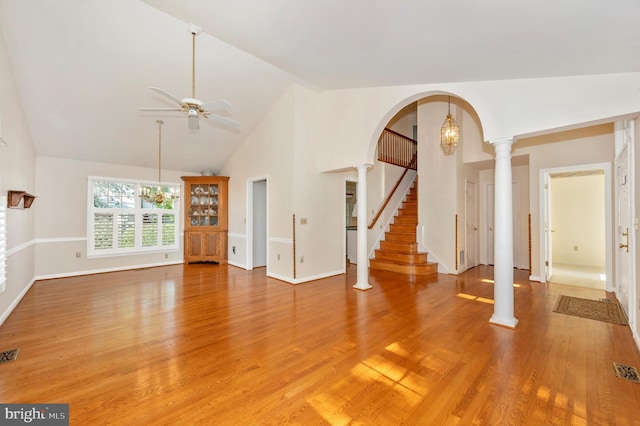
267,269,344,285
227,260,247,269
0,277,37,327
34,260,185,281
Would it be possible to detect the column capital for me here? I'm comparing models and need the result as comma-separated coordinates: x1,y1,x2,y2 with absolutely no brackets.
354,163,373,173
488,137,515,146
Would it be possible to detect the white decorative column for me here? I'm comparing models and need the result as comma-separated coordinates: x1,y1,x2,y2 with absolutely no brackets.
489,138,519,328
354,164,373,290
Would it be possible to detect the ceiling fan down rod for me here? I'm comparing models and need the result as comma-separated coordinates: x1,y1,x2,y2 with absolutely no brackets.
191,32,196,99
187,23,202,100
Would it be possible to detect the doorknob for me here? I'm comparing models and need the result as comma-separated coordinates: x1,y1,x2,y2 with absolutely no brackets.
489,226,494,231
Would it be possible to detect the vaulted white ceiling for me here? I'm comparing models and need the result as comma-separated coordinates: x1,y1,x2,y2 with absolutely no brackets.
1,0,639,173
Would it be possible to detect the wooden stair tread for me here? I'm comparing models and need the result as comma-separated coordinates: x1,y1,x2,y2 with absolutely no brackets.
369,259,438,276
370,178,437,277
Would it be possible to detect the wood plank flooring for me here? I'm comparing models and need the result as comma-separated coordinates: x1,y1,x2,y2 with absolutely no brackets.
1,264,639,425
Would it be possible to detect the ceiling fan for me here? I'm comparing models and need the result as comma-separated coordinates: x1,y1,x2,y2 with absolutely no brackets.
138,23,240,134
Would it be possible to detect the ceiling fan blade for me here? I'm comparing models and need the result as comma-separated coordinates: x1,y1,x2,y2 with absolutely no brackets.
188,114,199,134
201,99,231,111
149,87,184,106
203,113,241,129
138,107,182,111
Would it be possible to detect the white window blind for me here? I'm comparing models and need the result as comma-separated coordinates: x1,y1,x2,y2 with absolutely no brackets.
0,196,6,293
87,178,179,257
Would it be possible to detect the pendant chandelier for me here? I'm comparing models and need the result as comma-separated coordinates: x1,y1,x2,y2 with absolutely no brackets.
440,96,460,156
140,120,179,206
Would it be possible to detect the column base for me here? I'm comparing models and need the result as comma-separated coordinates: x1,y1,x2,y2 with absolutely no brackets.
489,315,519,329
353,283,372,291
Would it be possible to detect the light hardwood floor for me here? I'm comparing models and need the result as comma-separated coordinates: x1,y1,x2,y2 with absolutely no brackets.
1,264,639,425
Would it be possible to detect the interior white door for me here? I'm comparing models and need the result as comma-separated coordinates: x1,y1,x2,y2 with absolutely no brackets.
465,181,477,269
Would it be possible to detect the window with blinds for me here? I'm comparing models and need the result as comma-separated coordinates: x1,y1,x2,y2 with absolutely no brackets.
0,197,6,293
87,178,179,257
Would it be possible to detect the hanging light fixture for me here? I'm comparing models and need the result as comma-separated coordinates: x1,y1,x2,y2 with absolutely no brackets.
140,120,179,206
440,96,460,155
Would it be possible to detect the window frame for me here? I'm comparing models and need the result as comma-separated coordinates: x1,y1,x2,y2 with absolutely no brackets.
87,176,180,258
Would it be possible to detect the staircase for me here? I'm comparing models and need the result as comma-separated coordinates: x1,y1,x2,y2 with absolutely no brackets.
369,182,438,277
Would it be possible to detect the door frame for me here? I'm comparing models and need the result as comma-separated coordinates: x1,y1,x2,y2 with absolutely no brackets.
344,177,358,270
538,163,612,289
614,119,636,328
465,179,478,270
246,176,269,271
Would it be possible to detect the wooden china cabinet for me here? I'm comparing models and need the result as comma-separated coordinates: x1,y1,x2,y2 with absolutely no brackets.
181,176,229,264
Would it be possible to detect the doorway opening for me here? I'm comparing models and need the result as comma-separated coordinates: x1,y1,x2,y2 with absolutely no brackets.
346,180,357,265
247,178,268,270
540,164,611,290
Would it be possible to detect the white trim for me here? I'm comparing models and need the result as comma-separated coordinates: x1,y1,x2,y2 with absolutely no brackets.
0,277,37,327
7,239,35,257
227,260,247,269
35,237,86,244
267,269,343,285
34,260,184,281
538,162,612,289
87,177,180,257
228,233,246,239
88,175,181,187
246,176,269,272
269,237,293,244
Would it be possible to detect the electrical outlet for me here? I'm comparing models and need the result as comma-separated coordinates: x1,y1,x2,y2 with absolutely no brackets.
300,256,304,263
300,218,308,225
277,254,280,260
164,253,169,259
75,252,81,258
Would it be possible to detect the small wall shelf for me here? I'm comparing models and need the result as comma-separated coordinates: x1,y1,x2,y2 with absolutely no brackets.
7,191,36,209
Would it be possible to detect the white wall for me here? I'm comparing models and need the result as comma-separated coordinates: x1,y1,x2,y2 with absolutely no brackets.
518,124,614,280
291,84,344,280
221,85,296,279
0,26,37,324
551,174,605,267
34,156,189,278
478,165,530,270
317,73,640,174
416,96,482,273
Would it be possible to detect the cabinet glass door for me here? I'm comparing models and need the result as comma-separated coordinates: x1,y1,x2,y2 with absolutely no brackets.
188,183,219,227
